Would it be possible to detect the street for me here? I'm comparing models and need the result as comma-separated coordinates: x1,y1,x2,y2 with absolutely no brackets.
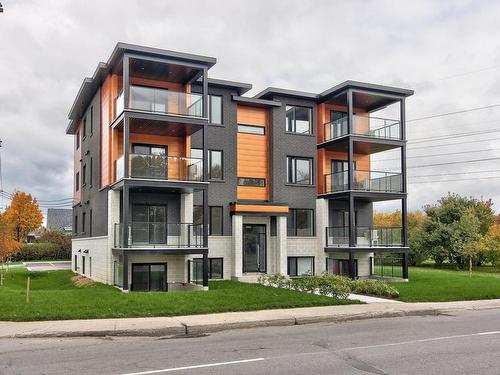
1,309,500,374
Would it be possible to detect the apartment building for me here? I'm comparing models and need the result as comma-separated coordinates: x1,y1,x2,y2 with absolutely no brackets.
67,43,413,292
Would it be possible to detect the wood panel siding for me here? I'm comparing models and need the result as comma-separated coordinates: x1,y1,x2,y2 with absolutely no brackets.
100,73,120,188
230,203,289,214
236,105,269,201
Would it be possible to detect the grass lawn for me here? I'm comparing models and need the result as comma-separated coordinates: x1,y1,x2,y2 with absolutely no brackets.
0,269,359,321
390,266,500,302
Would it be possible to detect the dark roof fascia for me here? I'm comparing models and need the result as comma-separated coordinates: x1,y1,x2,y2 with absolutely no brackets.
254,87,318,101
319,80,414,103
67,43,217,131
191,78,253,95
231,95,282,108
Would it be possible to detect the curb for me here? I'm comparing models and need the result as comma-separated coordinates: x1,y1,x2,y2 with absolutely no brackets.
7,307,444,339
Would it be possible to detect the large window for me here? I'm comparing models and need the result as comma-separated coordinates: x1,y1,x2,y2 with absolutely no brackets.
288,257,314,277
287,156,313,185
190,257,224,283
327,258,358,278
209,95,222,124
82,117,87,139
288,209,314,236
82,164,87,186
238,124,265,135
286,105,312,134
75,172,80,192
209,206,223,236
238,177,266,187
82,212,86,234
208,150,223,180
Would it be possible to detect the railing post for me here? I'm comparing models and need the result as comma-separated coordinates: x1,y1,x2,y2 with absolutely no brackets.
123,55,130,111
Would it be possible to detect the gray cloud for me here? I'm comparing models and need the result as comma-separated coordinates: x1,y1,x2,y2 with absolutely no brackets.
0,0,499,213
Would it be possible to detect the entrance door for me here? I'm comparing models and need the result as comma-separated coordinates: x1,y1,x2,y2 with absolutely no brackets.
131,263,167,291
243,225,266,273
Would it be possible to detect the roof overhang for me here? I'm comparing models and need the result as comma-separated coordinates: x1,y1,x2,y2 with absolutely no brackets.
232,95,282,108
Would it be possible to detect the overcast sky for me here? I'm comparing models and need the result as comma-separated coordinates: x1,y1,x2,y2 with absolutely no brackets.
1,0,500,215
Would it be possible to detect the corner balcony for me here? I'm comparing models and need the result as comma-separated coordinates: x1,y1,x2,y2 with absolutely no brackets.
115,153,203,182
115,85,204,120
323,114,401,142
326,226,403,249
323,170,402,195
113,222,204,249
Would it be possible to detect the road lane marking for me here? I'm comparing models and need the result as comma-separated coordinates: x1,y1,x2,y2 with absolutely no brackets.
119,358,265,374
343,331,500,351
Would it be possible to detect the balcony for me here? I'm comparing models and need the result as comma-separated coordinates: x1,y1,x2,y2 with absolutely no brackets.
115,154,203,182
323,115,401,142
324,170,402,194
114,222,204,248
114,85,204,119
326,226,403,248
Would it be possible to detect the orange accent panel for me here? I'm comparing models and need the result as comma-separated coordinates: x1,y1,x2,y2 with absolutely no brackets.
236,104,270,201
230,204,289,214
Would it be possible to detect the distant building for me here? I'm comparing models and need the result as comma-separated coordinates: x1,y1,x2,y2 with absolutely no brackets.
46,208,72,233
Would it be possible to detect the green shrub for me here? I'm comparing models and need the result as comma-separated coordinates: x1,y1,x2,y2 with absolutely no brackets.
351,279,399,298
11,242,70,261
259,272,399,299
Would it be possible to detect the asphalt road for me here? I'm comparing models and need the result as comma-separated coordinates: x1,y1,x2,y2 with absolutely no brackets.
1,309,500,374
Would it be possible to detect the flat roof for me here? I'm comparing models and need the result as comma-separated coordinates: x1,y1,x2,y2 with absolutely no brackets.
231,95,282,108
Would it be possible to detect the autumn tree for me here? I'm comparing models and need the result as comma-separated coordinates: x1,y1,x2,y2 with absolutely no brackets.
0,213,22,286
3,191,43,242
478,224,500,266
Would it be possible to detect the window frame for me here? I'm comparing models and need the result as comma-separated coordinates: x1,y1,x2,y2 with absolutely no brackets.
82,117,87,139
209,95,223,125
208,149,223,180
76,131,80,150
82,164,87,187
287,256,315,277
288,208,315,237
189,257,224,283
287,156,313,185
286,105,312,135
238,124,265,135
237,177,266,187
75,172,80,192
90,106,94,136
81,212,86,234
209,206,223,236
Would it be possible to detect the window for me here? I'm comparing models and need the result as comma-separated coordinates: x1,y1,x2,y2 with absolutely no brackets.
90,106,93,136
82,212,86,234
238,177,266,187
74,216,78,234
82,164,87,186
82,117,87,139
288,209,314,236
82,256,86,274
326,258,358,278
208,150,223,180
89,257,92,277
286,105,312,134
89,209,93,237
209,95,222,124
287,156,313,185
209,206,223,236
193,205,203,225
238,124,265,135
288,257,314,277
75,172,80,192
89,158,93,188
130,85,168,113
74,255,77,271
190,257,224,283
76,131,80,150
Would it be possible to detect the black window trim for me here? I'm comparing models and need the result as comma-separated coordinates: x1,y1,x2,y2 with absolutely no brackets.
209,206,223,236
209,94,223,125
287,256,315,277
208,149,223,180
237,177,266,187
288,208,315,237
287,156,313,185
286,105,313,135
189,257,224,281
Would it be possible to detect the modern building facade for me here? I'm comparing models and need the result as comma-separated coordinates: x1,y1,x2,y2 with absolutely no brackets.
67,43,413,292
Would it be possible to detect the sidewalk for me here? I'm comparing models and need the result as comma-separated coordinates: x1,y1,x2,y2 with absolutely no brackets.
2,299,500,339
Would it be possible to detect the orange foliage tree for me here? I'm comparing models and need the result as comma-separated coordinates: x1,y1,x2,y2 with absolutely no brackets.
0,212,22,285
3,191,43,242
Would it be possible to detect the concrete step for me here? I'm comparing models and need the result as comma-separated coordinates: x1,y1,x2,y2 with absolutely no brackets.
232,273,265,284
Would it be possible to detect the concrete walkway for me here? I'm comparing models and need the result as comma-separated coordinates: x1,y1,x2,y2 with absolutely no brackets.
2,299,500,339
349,293,402,303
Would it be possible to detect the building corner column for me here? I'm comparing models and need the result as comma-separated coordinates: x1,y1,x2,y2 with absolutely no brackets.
232,214,243,279
275,215,288,275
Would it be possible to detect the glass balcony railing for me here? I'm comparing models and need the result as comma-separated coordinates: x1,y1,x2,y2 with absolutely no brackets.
128,85,203,117
114,222,204,248
114,154,203,182
323,115,401,142
324,170,402,193
326,226,403,247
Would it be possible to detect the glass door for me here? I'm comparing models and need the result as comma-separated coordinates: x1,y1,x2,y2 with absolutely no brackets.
131,144,167,179
330,110,348,138
243,225,266,273
131,205,167,245
131,263,167,291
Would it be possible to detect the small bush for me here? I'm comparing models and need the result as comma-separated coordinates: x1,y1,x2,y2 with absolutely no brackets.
351,279,399,298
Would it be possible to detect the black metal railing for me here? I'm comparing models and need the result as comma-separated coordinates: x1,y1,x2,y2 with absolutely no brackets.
324,170,402,193
326,226,403,247
113,222,204,248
